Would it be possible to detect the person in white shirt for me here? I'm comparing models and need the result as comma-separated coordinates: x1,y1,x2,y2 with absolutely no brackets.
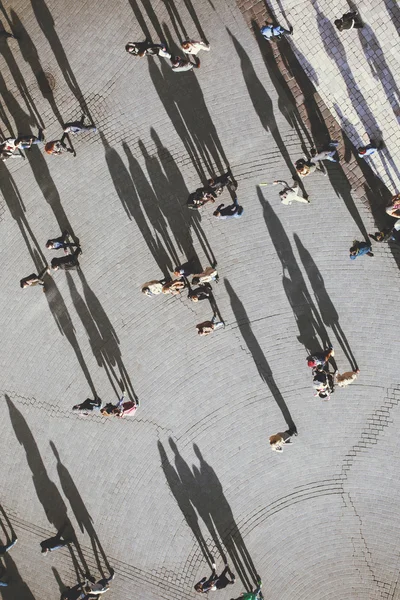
273,180,310,205
181,40,210,55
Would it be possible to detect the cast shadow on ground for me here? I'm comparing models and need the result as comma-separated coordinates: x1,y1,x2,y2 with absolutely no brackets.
5,396,91,579
158,439,259,591
224,277,297,431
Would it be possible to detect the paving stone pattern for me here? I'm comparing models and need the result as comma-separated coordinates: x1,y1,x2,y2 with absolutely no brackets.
0,1,400,600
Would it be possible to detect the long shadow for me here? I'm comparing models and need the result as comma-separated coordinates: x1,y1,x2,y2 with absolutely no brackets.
227,28,307,197
0,162,46,265
43,274,97,397
257,190,329,354
4,395,90,577
1,553,36,600
28,0,91,117
159,439,259,590
77,270,138,402
150,128,216,267
382,0,400,29
101,133,172,278
294,234,358,371
10,10,64,125
50,442,111,577
158,441,214,568
224,277,297,431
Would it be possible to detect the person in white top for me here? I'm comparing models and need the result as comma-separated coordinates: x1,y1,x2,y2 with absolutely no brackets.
273,180,310,205
181,40,210,55
269,428,297,452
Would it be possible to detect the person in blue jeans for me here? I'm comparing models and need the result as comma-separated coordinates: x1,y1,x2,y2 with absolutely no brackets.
349,240,374,259
261,22,293,41
213,197,243,220
0,538,17,587
46,230,79,252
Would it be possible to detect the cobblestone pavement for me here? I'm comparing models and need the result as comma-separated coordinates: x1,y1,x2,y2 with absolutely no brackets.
0,1,400,600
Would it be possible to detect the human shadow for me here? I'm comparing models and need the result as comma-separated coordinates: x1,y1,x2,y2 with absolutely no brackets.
10,9,64,125
42,271,97,398
50,442,111,578
227,28,307,198
28,0,92,117
382,0,400,29
257,190,330,355
4,395,90,578
77,270,138,402
0,552,36,600
224,277,297,430
294,234,358,371
159,439,259,590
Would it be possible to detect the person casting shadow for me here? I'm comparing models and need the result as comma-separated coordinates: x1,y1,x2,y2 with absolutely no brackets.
50,442,111,578
224,277,297,432
294,234,358,370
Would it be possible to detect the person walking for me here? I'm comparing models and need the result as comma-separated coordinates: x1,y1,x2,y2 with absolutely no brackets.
170,56,200,72
269,428,297,452
307,347,334,368
162,278,187,295
233,580,263,600
141,280,165,296
207,171,238,197
311,141,339,164
334,11,363,31
349,240,373,259
20,267,50,291
194,562,235,592
312,366,334,400
358,140,381,159
273,180,310,205
14,129,45,150
82,571,115,595
213,197,243,220
196,315,224,336
385,194,400,219
72,397,102,415
334,369,360,387
51,247,82,271
126,40,170,57
181,40,210,55
0,538,17,556
192,267,218,286
40,533,72,555
63,116,97,135
260,22,293,41
46,230,79,252
188,284,212,302
45,140,74,156
100,391,138,417
187,187,215,209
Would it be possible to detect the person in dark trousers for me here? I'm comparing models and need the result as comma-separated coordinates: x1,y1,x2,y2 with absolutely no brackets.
125,40,170,57
15,129,45,149
45,140,75,155
0,538,17,587
207,171,238,197
170,56,200,72
188,284,212,302
20,267,50,290
269,428,297,452
307,347,334,368
334,11,363,31
63,116,97,134
349,240,373,259
51,247,82,271
82,571,115,595
72,398,102,415
187,187,215,209
40,533,72,555
196,315,225,336
195,563,236,593
260,22,293,41
46,230,79,252
370,226,400,245
213,197,243,220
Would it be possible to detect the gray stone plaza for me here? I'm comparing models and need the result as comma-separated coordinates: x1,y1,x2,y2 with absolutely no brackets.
0,0,399,599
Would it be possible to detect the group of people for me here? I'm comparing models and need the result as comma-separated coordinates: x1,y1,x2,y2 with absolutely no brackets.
194,562,263,600
72,391,139,417
187,170,244,219
20,230,82,291
125,37,210,71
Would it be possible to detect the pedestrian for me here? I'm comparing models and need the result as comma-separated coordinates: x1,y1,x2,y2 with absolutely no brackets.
100,391,138,417
162,278,187,295
170,56,200,72
311,141,339,164
0,138,23,161
72,397,102,415
187,187,215,209
194,563,235,592
307,347,334,369
232,580,263,600
181,40,210,55
334,369,359,387
20,267,50,291
385,194,400,219
260,22,293,41
357,140,381,159
269,429,297,452
82,571,115,595
369,225,400,245
334,11,363,31
51,247,82,271
63,116,97,135
125,40,170,57
14,129,45,150
349,240,373,259
173,261,196,278
312,366,334,400
192,267,219,286
188,284,212,302
40,534,71,555
213,197,243,220
294,158,323,178
196,315,224,336
273,180,310,205
0,539,17,556
141,280,165,296
45,140,74,155
207,171,238,197
46,230,79,252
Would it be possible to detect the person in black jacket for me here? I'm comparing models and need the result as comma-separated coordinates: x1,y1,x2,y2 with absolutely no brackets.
334,11,363,31
51,247,82,271
195,563,235,593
